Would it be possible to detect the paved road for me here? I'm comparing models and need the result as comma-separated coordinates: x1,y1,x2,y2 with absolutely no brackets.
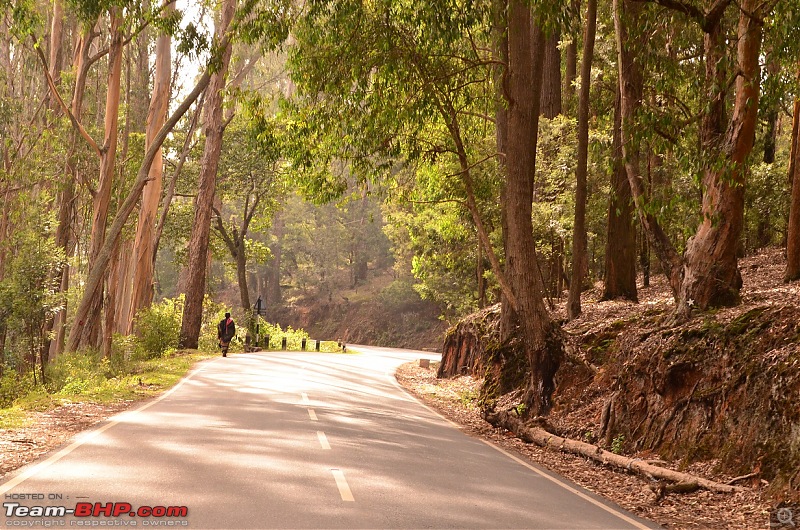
1,346,657,529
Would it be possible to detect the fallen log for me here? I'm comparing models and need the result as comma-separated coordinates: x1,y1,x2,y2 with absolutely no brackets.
484,409,743,494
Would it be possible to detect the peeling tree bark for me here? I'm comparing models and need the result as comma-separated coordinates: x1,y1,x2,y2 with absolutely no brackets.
46,29,93,359
79,8,124,349
66,68,213,354
614,0,763,318
128,0,174,331
676,0,762,317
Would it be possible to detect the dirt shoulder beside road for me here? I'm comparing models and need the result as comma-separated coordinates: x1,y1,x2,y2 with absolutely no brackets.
395,361,772,530
0,401,134,480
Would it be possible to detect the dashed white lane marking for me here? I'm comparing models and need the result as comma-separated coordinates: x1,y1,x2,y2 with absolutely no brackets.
308,408,318,421
301,393,310,404
317,431,331,450
331,469,354,502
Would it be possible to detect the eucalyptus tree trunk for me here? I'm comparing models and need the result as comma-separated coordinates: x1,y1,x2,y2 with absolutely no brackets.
0,20,11,359
129,0,174,331
178,0,237,349
567,0,596,320
47,29,93,358
563,0,579,113
615,0,764,317
47,0,65,105
77,8,124,349
492,0,516,340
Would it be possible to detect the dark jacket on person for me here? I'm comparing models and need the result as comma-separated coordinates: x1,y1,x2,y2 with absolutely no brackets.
217,317,236,342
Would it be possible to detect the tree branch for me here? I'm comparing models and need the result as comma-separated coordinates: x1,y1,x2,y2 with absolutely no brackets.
31,35,101,157
631,0,732,32
212,205,239,257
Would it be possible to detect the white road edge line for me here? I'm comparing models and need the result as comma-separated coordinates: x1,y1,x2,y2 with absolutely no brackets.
331,469,355,502
317,431,331,450
308,408,318,421
0,358,221,496
301,392,310,404
383,365,652,530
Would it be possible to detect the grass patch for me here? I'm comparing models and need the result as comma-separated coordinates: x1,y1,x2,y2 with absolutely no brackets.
60,351,216,404
0,350,216,427
0,406,32,429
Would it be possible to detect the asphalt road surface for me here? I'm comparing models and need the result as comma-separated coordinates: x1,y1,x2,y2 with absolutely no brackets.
0,346,658,529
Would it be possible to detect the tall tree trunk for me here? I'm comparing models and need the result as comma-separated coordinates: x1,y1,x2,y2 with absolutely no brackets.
47,29,92,357
0,20,11,360
152,94,204,264
178,0,236,349
614,0,683,296
756,105,778,248
504,1,562,415
112,39,135,335
78,8,124,349
567,0,596,319
477,237,486,308
492,0,516,340
541,30,562,120
755,56,779,249
602,87,637,301
534,29,562,202
676,0,762,317
102,240,122,358
129,0,173,330
0,184,10,363
563,0,579,113
47,0,65,110
786,72,800,281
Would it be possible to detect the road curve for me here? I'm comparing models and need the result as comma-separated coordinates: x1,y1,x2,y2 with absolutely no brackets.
0,345,658,529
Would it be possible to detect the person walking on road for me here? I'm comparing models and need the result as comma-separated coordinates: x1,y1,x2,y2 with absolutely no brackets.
218,312,236,357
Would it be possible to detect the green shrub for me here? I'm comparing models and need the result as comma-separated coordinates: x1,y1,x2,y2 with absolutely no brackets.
0,371,35,408
134,297,183,358
378,280,423,312
45,350,104,395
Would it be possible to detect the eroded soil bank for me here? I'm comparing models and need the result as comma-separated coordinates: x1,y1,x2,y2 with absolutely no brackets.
437,248,799,513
